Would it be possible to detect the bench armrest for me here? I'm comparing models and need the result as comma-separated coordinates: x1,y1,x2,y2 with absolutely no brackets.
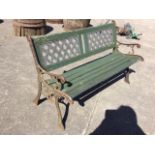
117,40,141,54
37,65,66,84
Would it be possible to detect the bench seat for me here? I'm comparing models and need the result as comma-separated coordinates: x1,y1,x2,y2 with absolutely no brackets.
47,51,140,98
27,23,143,129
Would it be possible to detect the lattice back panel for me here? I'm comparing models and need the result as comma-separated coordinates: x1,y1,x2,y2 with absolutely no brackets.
33,23,116,71
37,35,82,70
85,28,114,52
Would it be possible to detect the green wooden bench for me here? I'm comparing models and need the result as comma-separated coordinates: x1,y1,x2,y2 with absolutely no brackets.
27,23,143,130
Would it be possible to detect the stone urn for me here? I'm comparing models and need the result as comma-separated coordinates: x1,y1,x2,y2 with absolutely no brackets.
46,19,63,24
13,19,46,36
63,19,90,30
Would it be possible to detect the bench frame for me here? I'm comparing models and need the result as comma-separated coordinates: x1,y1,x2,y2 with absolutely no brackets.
27,24,143,130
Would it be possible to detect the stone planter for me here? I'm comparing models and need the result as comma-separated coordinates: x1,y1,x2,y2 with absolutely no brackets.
46,19,63,24
63,19,90,30
13,19,46,36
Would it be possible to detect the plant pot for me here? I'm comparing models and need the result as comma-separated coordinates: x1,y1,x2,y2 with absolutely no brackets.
63,19,90,30
13,19,46,36
46,19,63,24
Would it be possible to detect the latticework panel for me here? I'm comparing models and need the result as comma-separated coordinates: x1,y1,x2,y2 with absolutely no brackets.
39,35,81,67
86,28,113,52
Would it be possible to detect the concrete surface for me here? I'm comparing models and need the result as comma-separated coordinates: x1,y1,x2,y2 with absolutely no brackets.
0,19,155,135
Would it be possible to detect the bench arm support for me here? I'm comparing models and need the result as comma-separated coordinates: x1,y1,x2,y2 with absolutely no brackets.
117,40,141,54
37,65,66,84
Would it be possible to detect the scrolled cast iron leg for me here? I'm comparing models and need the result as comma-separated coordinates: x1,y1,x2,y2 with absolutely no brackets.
33,77,42,105
124,68,130,84
54,95,65,130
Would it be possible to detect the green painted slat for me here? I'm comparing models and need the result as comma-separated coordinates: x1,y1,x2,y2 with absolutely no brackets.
47,53,122,85
63,52,140,78
64,57,137,94
47,53,139,90
63,53,125,80
47,53,125,87
46,52,123,85
63,52,119,77
63,57,130,91
67,59,137,98
63,56,128,87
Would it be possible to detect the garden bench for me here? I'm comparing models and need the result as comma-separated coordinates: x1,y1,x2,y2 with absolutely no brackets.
27,23,143,130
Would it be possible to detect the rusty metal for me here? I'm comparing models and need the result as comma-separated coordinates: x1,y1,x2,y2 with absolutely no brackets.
117,40,141,54
27,35,74,130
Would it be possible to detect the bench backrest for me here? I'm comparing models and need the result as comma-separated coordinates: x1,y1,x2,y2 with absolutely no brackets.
32,23,116,71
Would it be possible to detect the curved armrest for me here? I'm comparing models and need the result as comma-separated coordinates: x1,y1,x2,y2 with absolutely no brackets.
117,40,141,48
37,65,66,84
117,40,141,54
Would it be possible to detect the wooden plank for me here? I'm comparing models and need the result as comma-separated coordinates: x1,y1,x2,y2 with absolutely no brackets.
47,53,139,88
64,53,116,77
46,52,122,85
63,52,124,79
63,57,130,91
66,58,138,98
63,56,128,86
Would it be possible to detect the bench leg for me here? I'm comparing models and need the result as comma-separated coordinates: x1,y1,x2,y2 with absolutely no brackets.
55,95,65,130
124,68,130,84
33,77,42,105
